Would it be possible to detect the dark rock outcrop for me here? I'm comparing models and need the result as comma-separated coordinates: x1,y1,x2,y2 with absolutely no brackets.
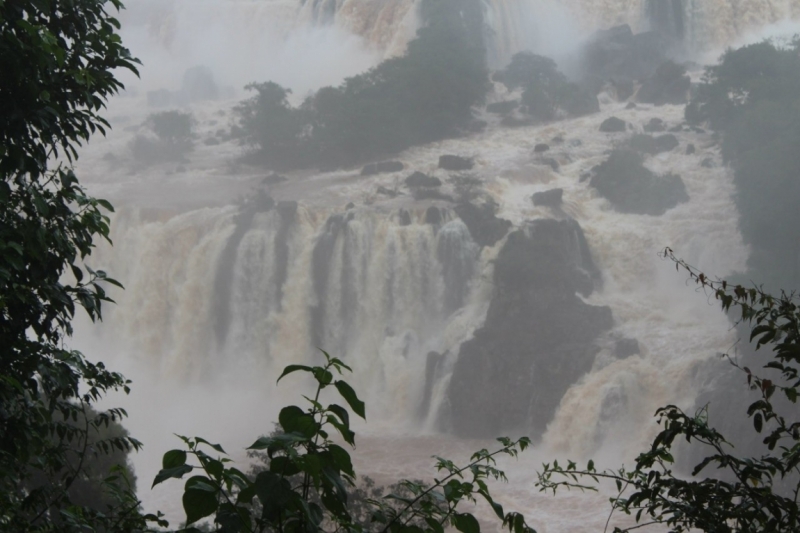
439,155,474,171
398,209,412,226
361,161,404,176
643,118,666,133
600,117,627,132
534,143,550,153
615,337,640,358
405,172,442,188
454,202,511,248
532,188,563,208
590,149,689,215
425,206,444,225
655,134,679,152
446,219,613,437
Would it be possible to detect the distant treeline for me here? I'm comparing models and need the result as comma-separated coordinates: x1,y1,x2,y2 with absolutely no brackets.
237,0,489,171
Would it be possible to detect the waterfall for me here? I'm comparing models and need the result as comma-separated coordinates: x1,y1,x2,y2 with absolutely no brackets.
87,204,487,428
68,0,800,526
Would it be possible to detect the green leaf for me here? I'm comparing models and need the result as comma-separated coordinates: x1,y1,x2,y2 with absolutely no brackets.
269,456,301,477
754,412,763,433
255,471,293,510
785,387,798,403
279,405,317,437
162,449,187,469
183,488,219,525
334,380,366,419
194,437,226,454
96,198,115,212
313,367,334,385
277,364,313,383
327,403,350,428
425,518,445,533
454,513,481,533
152,464,193,488
328,444,355,477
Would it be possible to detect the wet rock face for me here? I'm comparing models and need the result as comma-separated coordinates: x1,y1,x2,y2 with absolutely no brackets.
446,219,613,438
590,149,689,215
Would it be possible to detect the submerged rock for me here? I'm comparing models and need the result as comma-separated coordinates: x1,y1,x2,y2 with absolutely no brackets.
446,219,612,437
534,143,550,153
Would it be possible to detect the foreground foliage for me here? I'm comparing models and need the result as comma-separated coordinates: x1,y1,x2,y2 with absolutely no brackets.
0,0,163,530
536,250,800,532
155,352,537,533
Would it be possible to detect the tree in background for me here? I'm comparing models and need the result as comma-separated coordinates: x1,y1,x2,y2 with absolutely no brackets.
237,0,490,171
686,39,800,290
0,0,163,529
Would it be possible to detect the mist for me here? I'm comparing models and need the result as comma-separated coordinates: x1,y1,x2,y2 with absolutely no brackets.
69,0,800,528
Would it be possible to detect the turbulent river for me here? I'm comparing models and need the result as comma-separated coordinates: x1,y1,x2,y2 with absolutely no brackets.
70,0,800,529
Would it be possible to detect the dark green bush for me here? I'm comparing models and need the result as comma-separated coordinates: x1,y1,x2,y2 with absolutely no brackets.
686,39,800,288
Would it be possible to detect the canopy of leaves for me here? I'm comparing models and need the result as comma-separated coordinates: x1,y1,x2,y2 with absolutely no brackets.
493,52,598,121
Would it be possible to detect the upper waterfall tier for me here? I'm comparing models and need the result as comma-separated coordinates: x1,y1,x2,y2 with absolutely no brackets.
120,0,800,85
